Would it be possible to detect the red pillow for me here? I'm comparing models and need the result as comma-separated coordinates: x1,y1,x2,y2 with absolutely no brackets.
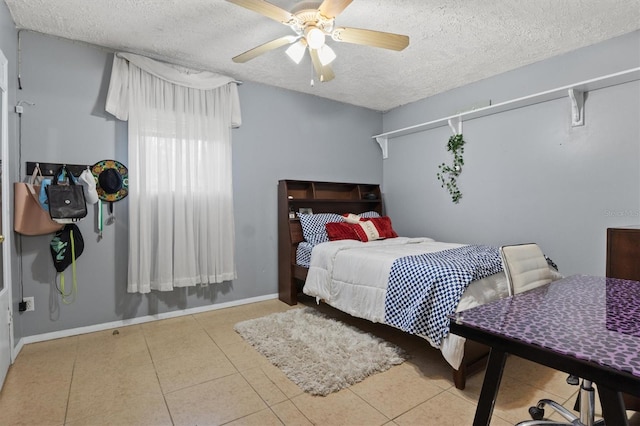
352,216,398,242
325,217,398,242
325,222,361,241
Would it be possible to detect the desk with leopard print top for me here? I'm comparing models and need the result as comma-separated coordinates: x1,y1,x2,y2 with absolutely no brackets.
450,275,640,426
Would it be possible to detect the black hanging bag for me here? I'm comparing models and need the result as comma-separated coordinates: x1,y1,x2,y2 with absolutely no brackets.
50,223,84,304
50,224,85,273
46,166,88,224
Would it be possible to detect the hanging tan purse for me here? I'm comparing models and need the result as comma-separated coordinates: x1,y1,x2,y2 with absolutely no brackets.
14,165,64,236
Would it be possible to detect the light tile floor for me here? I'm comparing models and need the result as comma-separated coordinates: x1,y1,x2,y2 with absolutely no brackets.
1,297,638,426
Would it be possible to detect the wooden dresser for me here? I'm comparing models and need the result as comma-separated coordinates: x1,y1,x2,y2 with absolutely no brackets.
606,226,640,280
605,225,640,412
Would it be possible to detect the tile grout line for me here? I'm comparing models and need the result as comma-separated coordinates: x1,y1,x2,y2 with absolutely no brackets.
143,325,177,425
62,336,80,426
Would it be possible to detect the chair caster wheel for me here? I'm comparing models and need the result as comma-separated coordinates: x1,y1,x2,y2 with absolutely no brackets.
529,406,545,420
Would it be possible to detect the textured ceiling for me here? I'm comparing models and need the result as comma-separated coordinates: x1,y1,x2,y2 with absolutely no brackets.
4,0,640,111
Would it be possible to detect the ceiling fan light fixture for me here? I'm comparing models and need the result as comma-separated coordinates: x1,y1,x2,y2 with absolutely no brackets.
285,41,306,64
317,44,336,66
305,26,325,49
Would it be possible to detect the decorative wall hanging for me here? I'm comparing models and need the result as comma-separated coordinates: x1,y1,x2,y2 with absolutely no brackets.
436,118,465,204
91,160,129,202
92,159,129,231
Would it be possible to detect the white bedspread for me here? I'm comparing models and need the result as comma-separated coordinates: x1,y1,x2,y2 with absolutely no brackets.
302,237,509,369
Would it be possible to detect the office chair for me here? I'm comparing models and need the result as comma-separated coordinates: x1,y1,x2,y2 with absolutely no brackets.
500,243,604,426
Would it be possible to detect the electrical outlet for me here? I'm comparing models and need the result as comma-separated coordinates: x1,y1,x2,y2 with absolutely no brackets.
23,297,34,312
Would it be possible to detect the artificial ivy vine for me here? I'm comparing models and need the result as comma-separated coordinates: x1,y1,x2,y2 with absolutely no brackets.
436,133,465,203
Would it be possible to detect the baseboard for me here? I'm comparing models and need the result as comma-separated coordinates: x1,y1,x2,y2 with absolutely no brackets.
14,293,279,355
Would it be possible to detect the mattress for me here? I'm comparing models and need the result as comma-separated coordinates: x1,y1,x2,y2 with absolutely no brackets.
302,237,509,369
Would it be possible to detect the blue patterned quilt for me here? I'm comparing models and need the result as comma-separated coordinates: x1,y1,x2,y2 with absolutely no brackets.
384,245,502,348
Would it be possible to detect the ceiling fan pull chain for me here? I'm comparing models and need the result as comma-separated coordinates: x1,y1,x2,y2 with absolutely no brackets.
310,59,315,87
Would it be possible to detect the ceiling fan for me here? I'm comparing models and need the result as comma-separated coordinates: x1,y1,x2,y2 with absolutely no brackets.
226,0,410,83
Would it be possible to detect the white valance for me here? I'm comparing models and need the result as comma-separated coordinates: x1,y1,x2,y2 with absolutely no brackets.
105,52,241,127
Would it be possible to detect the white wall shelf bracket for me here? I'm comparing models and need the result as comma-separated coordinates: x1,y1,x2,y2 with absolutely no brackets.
375,136,388,159
568,88,584,127
447,116,463,135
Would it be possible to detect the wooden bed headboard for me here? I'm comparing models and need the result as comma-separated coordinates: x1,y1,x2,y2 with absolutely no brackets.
278,180,383,305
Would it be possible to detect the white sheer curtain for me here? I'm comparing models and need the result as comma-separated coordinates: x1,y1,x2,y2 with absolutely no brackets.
105,53,241,293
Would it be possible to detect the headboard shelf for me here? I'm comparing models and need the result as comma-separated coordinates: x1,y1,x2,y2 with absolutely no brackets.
278,179,383,305
287,199,381,203
283,180,381,202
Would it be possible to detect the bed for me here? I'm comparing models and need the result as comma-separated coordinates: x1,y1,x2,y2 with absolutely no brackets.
277,179,507,389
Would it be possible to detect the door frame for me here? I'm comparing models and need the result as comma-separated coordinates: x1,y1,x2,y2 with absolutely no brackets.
0,47,15,364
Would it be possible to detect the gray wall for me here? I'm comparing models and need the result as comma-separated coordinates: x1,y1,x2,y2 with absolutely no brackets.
12,30,382,338
382,31,640,277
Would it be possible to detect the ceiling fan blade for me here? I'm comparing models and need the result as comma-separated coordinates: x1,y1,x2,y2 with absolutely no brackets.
226,0,293,24
318,0,353,19
309,49,335,82
232,35,298,63
332,27,409,51
320,64,335,82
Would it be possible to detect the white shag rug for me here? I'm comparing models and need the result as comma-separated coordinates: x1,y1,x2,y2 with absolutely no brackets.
234,307,407,396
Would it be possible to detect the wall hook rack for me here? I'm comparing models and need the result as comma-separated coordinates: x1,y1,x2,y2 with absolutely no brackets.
26,161,92,177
